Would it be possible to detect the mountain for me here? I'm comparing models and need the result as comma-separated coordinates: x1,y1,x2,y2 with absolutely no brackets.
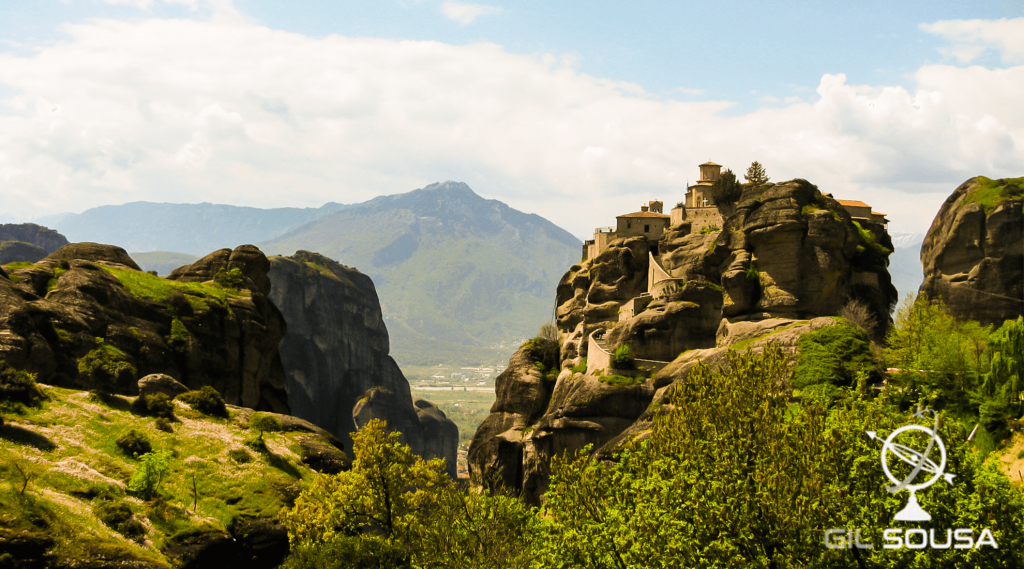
260,182,582,366
51,202,351,256
130,251,200,276
887,232,924,306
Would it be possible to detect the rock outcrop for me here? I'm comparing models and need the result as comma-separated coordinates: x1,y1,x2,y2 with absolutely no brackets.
268,250,458,477
919,176,1023,328
0,241,48,264
0,223,70,253
470,179,898,503
0,243,289,412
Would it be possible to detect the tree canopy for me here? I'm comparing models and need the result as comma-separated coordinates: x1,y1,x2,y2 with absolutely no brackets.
745,161,770,185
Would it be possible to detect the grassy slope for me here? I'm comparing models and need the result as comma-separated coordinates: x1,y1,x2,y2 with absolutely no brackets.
0,385,316,567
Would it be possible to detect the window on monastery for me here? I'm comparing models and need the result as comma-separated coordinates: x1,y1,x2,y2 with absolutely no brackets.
644,224,650,233
627,222,631,229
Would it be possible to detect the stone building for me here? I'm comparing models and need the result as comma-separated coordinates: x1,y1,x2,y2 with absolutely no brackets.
836,199,889,229
583,200,671,259
685,161,722,208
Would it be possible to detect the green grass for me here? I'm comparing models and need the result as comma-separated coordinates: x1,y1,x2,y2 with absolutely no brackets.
101,266,247,314
699,225,720,234
0,385,316,566
2,261,34,271
599,373,646,387
801,204,821,215
966,176,1024,214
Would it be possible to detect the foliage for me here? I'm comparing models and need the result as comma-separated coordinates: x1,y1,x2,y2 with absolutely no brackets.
800,204,820,215
536,344,1024,567
794,322,879,393
599,373,646,387
977,316,1024,439
570,358,588,374
709,168,743,205
838,298,878,335
744,264,760,282
101,266,245,314
167,317,189,346
176,386,228,418
228,448,254,463
128,450,172,500
154,417,173,433
610,344,635,370
78,341,136,393
0,361,44,406
115,429,152,458
698,225,720,234
852,220,891,256
521,337,559,374
744,160,770,185
537,322,559,343
93,498,145,539
249,413,283,440
130,392,175,419
965,176,1024,214
214,267,245,289
886,294,991,409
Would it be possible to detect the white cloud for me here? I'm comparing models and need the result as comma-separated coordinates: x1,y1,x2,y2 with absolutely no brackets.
921,17,1024,63
0,17,1020,239
440,2,502,25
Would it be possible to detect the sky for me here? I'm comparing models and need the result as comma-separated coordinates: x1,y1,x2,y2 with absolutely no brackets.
1,1,1022,240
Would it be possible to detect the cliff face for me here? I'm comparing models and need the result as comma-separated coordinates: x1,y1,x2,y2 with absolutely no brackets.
919,176,1023,327
0,223,70,254
0,243,289,412
267,250,458,477
470,179,897,503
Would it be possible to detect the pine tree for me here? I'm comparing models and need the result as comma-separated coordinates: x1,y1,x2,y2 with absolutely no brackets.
744,161,770,185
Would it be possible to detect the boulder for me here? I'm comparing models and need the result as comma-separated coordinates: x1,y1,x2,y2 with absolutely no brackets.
45,242,142,271
919,176,1024,327
0,241,48,264
137,373,189,398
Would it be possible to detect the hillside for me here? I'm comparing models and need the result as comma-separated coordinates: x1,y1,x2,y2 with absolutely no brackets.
130,252,200,276
260,182,582,367
51,202,350,256
0,381,345,568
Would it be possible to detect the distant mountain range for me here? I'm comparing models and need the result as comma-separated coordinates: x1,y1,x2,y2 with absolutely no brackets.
50,202,350,255
50,183,582,367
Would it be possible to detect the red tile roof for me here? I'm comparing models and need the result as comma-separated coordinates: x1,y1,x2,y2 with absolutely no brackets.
836,199,870,207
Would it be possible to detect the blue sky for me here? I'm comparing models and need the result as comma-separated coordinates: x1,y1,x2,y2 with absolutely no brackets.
1,0,1022,238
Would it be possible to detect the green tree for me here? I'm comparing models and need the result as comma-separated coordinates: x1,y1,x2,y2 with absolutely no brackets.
128,450,172,499
709,168,743,206
744,161,770,185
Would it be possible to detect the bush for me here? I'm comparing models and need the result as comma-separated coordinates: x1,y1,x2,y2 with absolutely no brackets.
93,499,145,539
78,341,136,392
698,225,720,234
131,392,175,419
0,361,45,405
214,267,245,289
128,450,171,499
521,337,559,374
176,386,228,418
116,429,152,458
537,322,558,343
228,448,254,463
794,323,878,391
167,318,189,346
570,358,588,374
745,265,760,282
249,413,283,440
154,417,174,433
611,345,635,370
839,298,878,335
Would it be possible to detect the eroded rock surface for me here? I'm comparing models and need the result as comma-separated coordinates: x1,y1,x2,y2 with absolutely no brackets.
0,223,70,253
919,176,1023,327
268,250,458,477
0,243,289,412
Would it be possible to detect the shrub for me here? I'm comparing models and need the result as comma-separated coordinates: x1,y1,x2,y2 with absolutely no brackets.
537,322,559,343
154,417,174,433
745,265,760,282
128,450,172,499
167,318,189,346
839,299,878,335
709,168,743,205
176,386,228,418
228,448,254,463
699,225,720,234
214,267,245,289
521,337,559,373
611,345,635,370
116,429,152,458
249,413,283,440
0,361,45,405
78,341,136,392
570,358,588,374
794,324,877,391
131,392,175,419
93,499,145,539
599,373,645,387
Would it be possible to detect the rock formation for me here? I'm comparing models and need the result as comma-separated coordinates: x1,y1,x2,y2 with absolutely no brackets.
469,179,898,503
0,223,70,253
919,176,1023,328
0,241,48,264
0,243,289,412
268,250,458,477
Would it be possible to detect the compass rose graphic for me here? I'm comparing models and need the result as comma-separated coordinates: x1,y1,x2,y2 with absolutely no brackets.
866,407,956,522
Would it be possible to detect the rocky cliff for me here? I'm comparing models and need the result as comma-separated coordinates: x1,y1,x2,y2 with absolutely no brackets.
469,179,898,503
919,176,1023,327
0,223,70,254
0,242,289,412
267,251,458,477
